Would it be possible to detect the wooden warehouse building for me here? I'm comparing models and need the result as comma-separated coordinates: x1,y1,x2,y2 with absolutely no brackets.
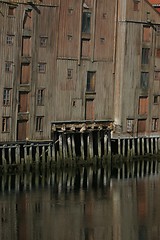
0,0,160,142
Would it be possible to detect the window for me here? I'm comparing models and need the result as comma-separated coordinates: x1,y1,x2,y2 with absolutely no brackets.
85,99,94,120
3,89,11,106
154,71,160,80
140,72,149,90
152,118,158,131
153,95,159,104
141,48,150,64
138,96,148,115
37,89,44,105
40,37,48,47
143,26,152,42
82,12,91,34
86,71,96,92
2,117,10,132
22,36,31,56
20,63,31,84
6,35,14,45
156,49,160,58
67,69,73,79
8,6,15,16
36,117,43,132
126,119,134,133
38,63,46,73
5,61,13,72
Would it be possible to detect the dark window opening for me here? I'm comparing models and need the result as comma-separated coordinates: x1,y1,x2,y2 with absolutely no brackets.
36,117,43,132
140,72,149,90
153,95,159,104
82,12,91,34
38,63,46,73
2,117,10,132
141,48,150,64
8,6,15,16
86,71,96,92
5,62,13,72
40,37,48,47
152,118,158,131
6,35,14,45
37,89,44,106
67,69,73,79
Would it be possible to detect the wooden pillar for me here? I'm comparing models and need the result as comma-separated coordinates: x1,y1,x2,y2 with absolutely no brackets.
8,147,12,165
15,145,20,165
71,134,76,159
151,138,154,154
62,133,67,160
59,133,63,160
2,146,7,172
137,138,140,156
155,138,158,154
122,139,125,156
146,138,150,154
41,146,46,168
104,133,108,157
132,138,135,156
142,138,145,155
35,144,40,166
127,139,130,158
89,132,94,159
158,137,160,152
67,134,72,159
24,145,27,165
80,133,85,160
118,138,121,155
97,131,101,158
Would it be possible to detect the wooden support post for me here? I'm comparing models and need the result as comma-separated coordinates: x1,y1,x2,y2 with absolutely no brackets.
47,144,51,165
59,134,63,160
67,134,72,159
24,145,27,165
51,141,56,163
15,145,20,165
122,139,125,156
151,138,154,154
155,138,158,154
80,133,85,160
137,138,140,156
62,133,67,160
104,133,108,158
71,134,76,159
35,144,40,169
87,134,90,159
132,138,135,156
41,146,46,168
142,138,145,155
89,132,94,160
146,138,150,154
118,138,121,155
127,139,130,159
8,147,12,165
158,138,160,152
2,146,7,173
98,131,101,158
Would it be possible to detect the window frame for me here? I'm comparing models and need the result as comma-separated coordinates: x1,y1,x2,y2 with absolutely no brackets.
6,34,14,45
8,6,16,16
2,117,10,133
5,61,13,73
37,89,44,106
3,88,11,106
39,36,48,48
38,63,46,73
151,118,159,132
36,116,43,132
86,71,96,92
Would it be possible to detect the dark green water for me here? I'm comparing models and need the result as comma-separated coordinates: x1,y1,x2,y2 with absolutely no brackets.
0,168,160,240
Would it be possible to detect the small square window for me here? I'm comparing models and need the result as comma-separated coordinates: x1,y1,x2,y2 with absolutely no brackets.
8,6,15,16
36,117,43,132
67,69,73,79
5,62,13,72
3,89,11,106
126,119,134,133
40,37,48,47
152,118,158,132
6,35,14,45
37,89,44,105
38,63,46,73
2,117,10,132
153,95,159,104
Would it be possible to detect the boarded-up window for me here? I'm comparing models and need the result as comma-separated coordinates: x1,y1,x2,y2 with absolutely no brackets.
137,119,146,133
20,63,30,84
3,88,11,106
36,117,43,131
140,72,149,90
86,71,96,92
81,39,90,58
126,119,134,133
154,71,160,80
19,92,28,112
85,99,94,120
138,96,148,115
22,37,31,56
156,49,160,58
141,48,150,64
143,26,152,42
152,118,158,131
2,117,10,132
23,10,32,29
17,120,27,141
82,12,91,34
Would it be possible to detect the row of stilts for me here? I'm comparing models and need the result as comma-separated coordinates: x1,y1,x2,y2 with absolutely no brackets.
0,135,160,172
0,160,159,193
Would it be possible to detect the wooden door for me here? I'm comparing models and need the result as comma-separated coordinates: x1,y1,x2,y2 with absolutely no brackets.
137,119,146,133
19,92,28,112
21,63,30,84
85,99,94,120
17,120,27,141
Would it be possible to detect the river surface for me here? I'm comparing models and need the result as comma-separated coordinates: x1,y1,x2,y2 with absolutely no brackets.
0,168,160,240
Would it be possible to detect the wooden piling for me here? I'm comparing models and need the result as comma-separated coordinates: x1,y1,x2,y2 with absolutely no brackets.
80,133,85,159
98,131,101,158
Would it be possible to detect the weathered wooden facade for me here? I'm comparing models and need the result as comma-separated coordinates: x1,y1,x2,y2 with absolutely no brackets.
0,0,160,142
